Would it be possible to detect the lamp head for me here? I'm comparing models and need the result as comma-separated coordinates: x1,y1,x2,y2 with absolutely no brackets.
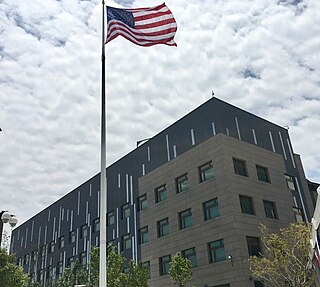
1,211,10,223
9,215,18,228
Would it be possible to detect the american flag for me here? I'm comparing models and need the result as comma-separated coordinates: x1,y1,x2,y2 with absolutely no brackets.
106,3,177,47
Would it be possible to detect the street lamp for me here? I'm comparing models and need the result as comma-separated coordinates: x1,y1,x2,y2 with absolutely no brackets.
0,211,18,247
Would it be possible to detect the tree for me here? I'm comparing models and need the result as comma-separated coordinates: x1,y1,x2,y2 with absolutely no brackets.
249,223,315,287
169,252,193,287
0,248,28,287
125,260,149,287
57,260,88,287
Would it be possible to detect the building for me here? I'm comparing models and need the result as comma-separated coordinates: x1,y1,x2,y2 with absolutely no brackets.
10,97,314,287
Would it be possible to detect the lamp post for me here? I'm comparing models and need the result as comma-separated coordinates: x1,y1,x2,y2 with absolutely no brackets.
0,211,18,247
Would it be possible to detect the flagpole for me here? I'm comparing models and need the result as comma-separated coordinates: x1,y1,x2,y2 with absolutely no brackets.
100,0,107,287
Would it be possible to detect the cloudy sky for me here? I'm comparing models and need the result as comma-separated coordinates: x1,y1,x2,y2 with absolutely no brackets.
0,0,319,229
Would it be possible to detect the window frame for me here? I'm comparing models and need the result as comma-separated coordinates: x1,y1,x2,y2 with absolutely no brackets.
285,174,296,190
155,185,167,203
176,173,189,193
256,165,270,183
157,217,169,238
203,198,220,221
179,208,192,229
138,194,148,211
208,239,226,263
122,233,132,250
239,195,255,215
80,224,88,239
263,200,278,219
139,226,149,244
93,218,100,232
199,161,214,182
107,210,115,226
246,236,261,257
182,247,197,267
122,203,131,219
69,230,76,244
58,236,65,249
233,158,248,177
159,255,171,275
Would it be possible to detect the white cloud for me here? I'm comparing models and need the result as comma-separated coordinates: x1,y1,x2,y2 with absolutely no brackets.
0,0,319,225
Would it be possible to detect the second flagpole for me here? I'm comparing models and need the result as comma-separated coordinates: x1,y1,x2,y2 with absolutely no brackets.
100,0,107,286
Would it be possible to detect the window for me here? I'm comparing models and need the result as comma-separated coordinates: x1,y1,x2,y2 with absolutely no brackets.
254,281,265,287
69,230,76,244
24,254,29,265
159,255,171,275
176,174,189,193
213,284,230,287
155,185,167,203
247,236,261,256
107,211,115,226
122,234,132,250
139,226,149,244
138,194,148,211
49,241,55,253
263,200,278,219
57,261,63,277
80,225,88,239
203,198,220,220
31,250,38,261
208,239,226,263
80,252,87,267
293,207,304,222
179,209,192,229
285,174,296,190
256,165,270,183
68,257,76,269
58,236,65,249
157,218,169,237
93,218,100,232
141,261,150,278
199,161,214,182
122,203,130,219
239,195,255,215
233,158,248,176
47,266,54,279
182,247,197,267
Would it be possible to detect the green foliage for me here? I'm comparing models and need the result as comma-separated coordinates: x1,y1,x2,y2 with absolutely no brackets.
106,246,127,287
57,260,88,287
124,260,149,287
0,248,28,287
88,246,99,287
249,223,315,287
169,252,192,287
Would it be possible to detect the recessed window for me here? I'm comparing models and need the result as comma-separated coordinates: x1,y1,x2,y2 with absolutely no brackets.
233,158,248,176
93,218,100,232
263,200,278,219
157,218,169,238
254,281,265,287
80,252,87,267
199,162,214,182
159,255,171,275
182,247,197,267
155,185,167,203
208,239,226,263
107,211,115,226
138,194,148,211
141,261,150,278
213,284,230,287
122,234,132,250
58,236,65,249
139,226,149,244
57,261,63,276
179,209,192,229
246,236,261,257
203,198,220,221
122,203,130,219
285,174,296,190
256,165,270,183
239,195,255,215
176,174,189,193
69,230,76,244
49,241,55,254
31,250,38,262
293,207,304,222
68,257,75,269
80,225,88,239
